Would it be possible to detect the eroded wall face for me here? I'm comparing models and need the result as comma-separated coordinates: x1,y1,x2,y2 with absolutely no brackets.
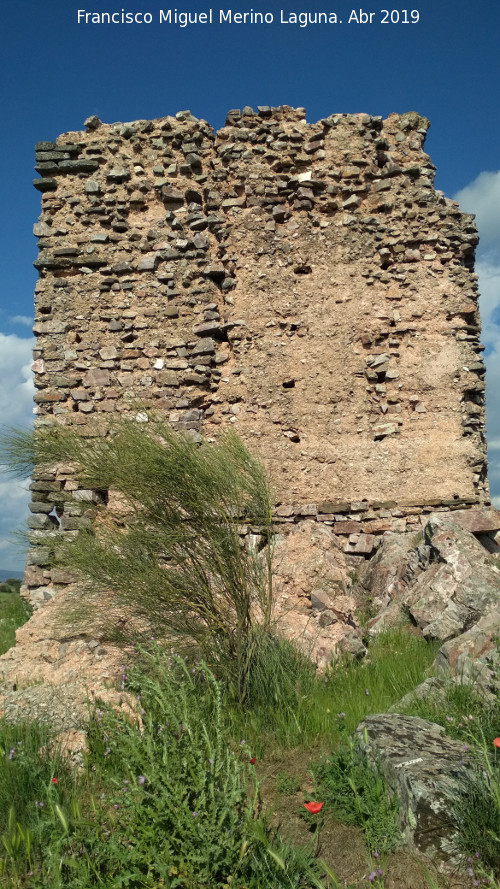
27,106,488,601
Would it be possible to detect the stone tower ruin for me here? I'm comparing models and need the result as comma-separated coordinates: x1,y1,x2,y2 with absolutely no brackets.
26,105,488,608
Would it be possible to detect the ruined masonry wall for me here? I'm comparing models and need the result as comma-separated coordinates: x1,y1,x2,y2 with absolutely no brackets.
27,105,488,605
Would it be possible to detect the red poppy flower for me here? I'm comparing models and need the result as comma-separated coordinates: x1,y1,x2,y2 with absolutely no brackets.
304,801,323,814
493,738,500,749
249,757,256,765
51,777,58,784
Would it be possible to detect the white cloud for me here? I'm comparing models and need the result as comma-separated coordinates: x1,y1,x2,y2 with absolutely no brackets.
0,333,35,425
455,171,500,256
0,332,34,571
475,259,500,340
454,171,500,504
10,315,34,327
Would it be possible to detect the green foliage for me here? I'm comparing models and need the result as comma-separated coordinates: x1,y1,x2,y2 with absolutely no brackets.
0,592,32,655
311,730,401,853
275,771,303,795
80,647,260,887
400,676,500,746
0,579,22,594
240,824,324,889
0,720,72,835
0,719,77,886
226,628,322,750
226,628,437,753
321,630,438,735
2,418,274,699
0,643,322,888
0,631,488,888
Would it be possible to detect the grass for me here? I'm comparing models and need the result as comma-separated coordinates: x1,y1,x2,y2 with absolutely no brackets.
451,757,500,877
1,628,465,889
2,423,499,886
0,591,31,656
399,668,500,745
0,596,496,888
224,627,438,755
311,739,401,853
0,646,326,889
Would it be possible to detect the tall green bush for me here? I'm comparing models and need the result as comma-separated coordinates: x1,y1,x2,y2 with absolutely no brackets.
2,418,274,698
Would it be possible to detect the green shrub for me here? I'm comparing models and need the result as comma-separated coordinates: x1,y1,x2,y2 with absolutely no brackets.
225,628,322,750
0,579,22,594
2,418,274,700
78,647,259,887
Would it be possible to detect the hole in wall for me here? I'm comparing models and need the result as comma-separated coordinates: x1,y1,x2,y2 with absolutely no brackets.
48,507,61,527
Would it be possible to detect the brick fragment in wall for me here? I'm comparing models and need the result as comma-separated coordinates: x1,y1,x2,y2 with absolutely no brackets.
26,106,491,597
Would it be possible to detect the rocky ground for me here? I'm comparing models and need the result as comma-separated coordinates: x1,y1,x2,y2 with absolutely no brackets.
1,505,499,868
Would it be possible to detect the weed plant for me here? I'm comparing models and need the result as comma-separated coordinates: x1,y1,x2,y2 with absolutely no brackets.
81,650,262,887
0,720,72,835
450,735,500,877
0,719,77,887
275,771,303,795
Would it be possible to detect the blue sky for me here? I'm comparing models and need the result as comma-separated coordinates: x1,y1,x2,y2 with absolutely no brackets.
1,0,499,570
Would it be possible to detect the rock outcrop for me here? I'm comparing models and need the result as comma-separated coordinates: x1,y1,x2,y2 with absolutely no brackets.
364,510,500,676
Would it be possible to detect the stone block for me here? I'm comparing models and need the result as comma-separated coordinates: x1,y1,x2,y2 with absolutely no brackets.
355,714,474,865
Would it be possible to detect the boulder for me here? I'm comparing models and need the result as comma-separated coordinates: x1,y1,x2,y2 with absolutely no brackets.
445,507,500,535
403,514,500,641
355,714,473,866
360,530,428,615
435,607,500,694
363,514,500,645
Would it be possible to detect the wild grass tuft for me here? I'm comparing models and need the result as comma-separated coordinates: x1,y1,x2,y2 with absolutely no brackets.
400,676,500,746
450,734,500,876
0,720,72,836
225,628,437,753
